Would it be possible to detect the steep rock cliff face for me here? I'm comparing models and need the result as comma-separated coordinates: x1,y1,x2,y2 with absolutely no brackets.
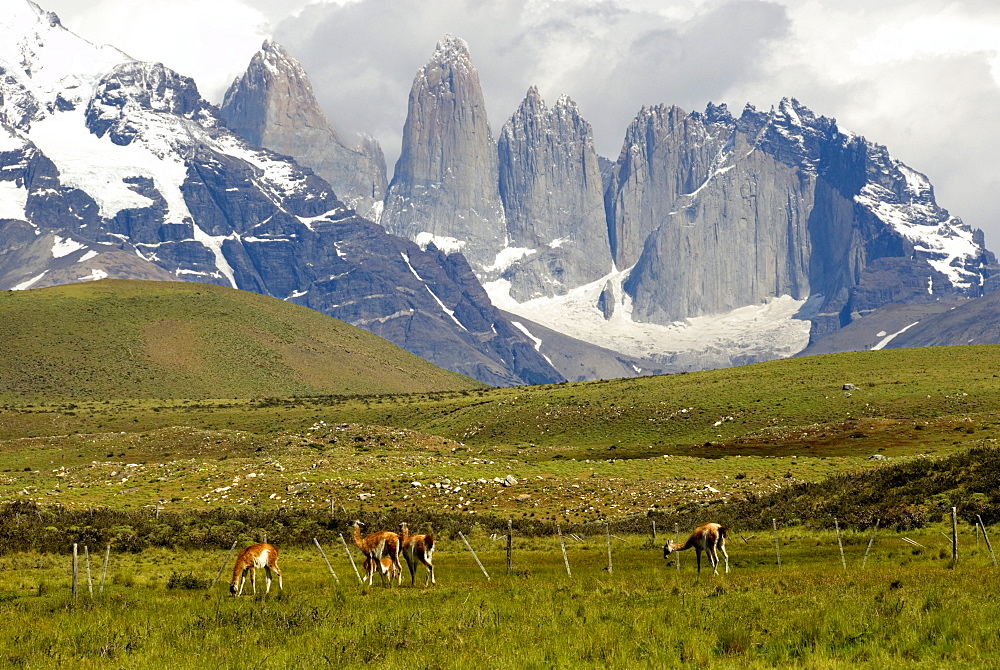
609,99,993,334
380,35,506,271
219,41,387,221
497,87,612,301
605,103,733,270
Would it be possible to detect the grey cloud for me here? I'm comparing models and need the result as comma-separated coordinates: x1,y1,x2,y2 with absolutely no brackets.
273,0,789,166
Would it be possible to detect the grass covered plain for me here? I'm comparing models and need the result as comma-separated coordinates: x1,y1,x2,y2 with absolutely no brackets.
3,293,1000,668
2,528,1000,668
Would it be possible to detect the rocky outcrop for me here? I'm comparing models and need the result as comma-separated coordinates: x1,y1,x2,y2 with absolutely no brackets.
497,88,612,300
608,99,994,335
220,41,387,220
380,35,506,271
605,103,733,270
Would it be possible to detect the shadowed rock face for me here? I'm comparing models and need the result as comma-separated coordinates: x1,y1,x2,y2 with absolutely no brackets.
606,99,995,335
497,87,612,301
220,41,387,221
380,35,507,271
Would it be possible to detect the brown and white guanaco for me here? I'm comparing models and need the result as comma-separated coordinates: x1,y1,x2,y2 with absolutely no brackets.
363,555,401,585
351,520,402,586
230,542,283,595
663,522,729,575
399,522,436,586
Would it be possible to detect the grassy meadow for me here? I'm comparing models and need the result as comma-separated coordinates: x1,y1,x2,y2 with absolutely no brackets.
2,526,999,668
4,280,1000,666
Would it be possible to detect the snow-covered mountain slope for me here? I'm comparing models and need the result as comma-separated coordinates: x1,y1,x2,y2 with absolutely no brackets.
487,271,815,372
0,2,562,387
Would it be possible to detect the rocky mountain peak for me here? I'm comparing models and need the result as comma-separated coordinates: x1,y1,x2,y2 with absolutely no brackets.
496,86,611,300
86,62,216,145
381,35,506,271
219,40,387,219
431,34,473,70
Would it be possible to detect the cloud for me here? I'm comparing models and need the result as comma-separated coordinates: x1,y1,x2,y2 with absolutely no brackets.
44,0,271,102
273,0,789,163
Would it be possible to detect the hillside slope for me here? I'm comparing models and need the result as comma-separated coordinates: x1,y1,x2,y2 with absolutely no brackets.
0,279,484,400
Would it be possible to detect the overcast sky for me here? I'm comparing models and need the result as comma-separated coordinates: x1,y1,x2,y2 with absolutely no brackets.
44,0,1000,248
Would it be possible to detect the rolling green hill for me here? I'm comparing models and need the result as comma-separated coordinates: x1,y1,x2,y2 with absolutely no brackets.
0,279,484,401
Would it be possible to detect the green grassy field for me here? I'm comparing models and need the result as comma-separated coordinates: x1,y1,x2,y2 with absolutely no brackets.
1,526,999,669
1,345,997,522
4,282,1000,667
0,279,483,402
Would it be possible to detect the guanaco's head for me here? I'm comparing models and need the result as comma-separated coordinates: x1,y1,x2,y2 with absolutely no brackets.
663,541,676,559
400,522,409,535
229,581,238,596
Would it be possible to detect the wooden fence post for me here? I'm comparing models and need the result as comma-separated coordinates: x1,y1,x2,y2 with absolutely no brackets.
458,531,490,580
605,522,613,574
978,515,998,567
651,519,656,548
861,519,880,569
71,543,78,599
339,533,363,583
506,520,513,575
84,546,93,598
951,507,959,565
834,517,847,570
210,539,239,590
556,525,571,577
772,519,782,570
313,538,340,584
100,544,110,594
674,523,680,571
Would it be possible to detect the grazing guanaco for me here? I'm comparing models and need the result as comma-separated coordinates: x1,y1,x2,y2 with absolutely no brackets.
350,520,402,585
230,542,283,595
399,522,436,586
363,555,401,586
663,522,729,575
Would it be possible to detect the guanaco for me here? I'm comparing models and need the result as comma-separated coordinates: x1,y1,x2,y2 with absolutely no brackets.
663,522,729,575
230,542,283,595
399,522,435,586
351,520,402,585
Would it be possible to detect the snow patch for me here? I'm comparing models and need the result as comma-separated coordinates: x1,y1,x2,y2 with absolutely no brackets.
78,250,99,263
28,110,190,221
486,270,813,367
77,268,108,282
485,246,536,273
415,231,466,255
12,270,48,290
510,320,555,367
0,180,28,220
51,235,85,258
872,322,919,350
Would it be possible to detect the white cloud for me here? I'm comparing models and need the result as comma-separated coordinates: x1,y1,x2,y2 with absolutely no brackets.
43,0,271,102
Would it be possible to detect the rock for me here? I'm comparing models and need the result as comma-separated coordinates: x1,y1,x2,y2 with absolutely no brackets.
515,493,531,502
220,41,387,220
411,481,423,488
868,454,890,461
497,88,612,299
381,35,507,272
843,383,859,390
286,482,311,494
503,475,518,487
